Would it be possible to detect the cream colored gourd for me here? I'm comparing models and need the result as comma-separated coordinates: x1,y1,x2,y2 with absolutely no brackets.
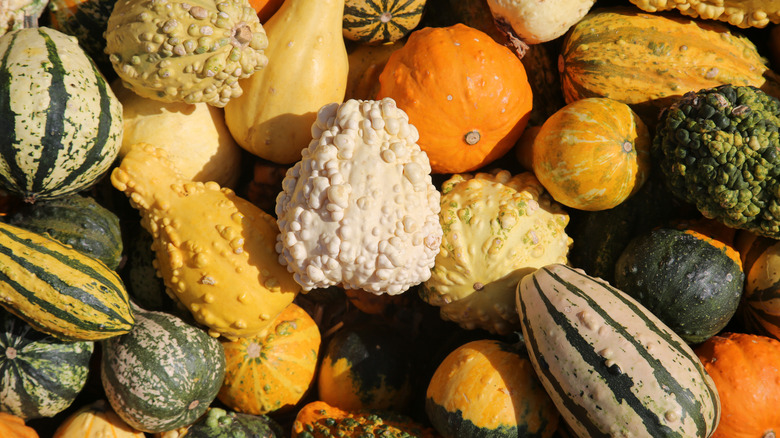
110,143,300,339
224,0,349,164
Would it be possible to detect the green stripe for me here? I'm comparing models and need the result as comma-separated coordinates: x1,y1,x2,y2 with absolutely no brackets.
32,29,71,198
0,30,27,194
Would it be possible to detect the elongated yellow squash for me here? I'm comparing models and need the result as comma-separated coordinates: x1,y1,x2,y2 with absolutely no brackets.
224,0,349,164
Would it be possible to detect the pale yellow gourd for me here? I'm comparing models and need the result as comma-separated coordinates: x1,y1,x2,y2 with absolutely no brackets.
224,0,349,164
110,143,300,339
111,81,243,189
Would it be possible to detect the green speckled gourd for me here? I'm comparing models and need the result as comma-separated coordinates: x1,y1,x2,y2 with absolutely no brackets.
173,408,284,437
420,169,572,335
104,0,269,107
6,194,123,270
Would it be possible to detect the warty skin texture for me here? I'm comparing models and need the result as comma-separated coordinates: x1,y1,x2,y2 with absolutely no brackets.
629,0,779,28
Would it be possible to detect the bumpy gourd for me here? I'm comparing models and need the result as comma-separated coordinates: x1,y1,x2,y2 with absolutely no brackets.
629,0,779,28
110,143,300,339
1,0,47,34
421,170,572,335
104,0,269,107
275,98,442,295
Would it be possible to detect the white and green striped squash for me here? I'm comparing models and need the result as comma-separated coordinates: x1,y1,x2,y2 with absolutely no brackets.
517,264,720,437
0,307,94,420
343,0,426,44
0,220,134,342
0,26,123,202
101,308,226,433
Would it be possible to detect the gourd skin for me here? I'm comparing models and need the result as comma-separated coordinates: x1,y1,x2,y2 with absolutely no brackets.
1,0,47,34
52,400,146,438
111,143,300,339
486,0,596,44
628,0,780,28
0,413,38,438
104,0,269,107
421,170,572,335
224,0,349,164
342,0,426,44
275,98,442,295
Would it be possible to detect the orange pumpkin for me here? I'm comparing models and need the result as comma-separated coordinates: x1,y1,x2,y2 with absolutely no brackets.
695,332,780,438
249,0,284,22
530,97,651,211
377,23,533,174
0,413,38,438
217,303,321,415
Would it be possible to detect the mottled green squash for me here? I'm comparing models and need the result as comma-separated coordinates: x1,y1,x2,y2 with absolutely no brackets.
343,0,426,44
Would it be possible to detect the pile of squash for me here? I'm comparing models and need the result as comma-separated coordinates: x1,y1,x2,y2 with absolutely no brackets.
0,0,780,436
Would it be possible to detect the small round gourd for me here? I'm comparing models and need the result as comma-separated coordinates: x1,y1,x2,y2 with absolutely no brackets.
342,0,426,44
0,413,38,438
530,97,651,211
218,303,321,415
52,400,145,438
165,407,285,437
426,339,559,438
614,226,744,344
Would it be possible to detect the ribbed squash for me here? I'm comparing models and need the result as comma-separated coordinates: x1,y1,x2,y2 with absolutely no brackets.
0,307,93,420
530,97,651,211
426,339,559,438
739,236,780,340
628,0,779,28
559,7,780,123
0,413,38,438
217,303,320,415
52,400,145,438
47,0,117,76
291,401,440,438
342,0,426,44
0,220,134,341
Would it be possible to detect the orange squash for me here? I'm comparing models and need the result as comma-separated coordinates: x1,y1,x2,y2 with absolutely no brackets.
292,401,440,438
217,303,321,415
530,97,651,211
249,0,284,22
52,400,145,438
0,413,38,438
377,23,533,174
695,332,780,438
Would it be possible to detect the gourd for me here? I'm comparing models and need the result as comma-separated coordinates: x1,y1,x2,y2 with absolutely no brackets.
739,236,780,339
110,143,300,339
517,264,721,437
0,307,93,420
421,170,572,335
486,0,596,44
614,226,745,344
104,0,269,107
0,220,134,341
530,97,652,211
250,0,283,21
0,26,123,202
0,413,38,438
377,23,533,174
342,0,426,44
344,40,405,101
111,80,243,189
6,194,123,270
426,339,559,438
1,0,47,35
317,323,413,412
695,333,780,438
157,408,285,438
223,0,349,164
47,0,118,76
559,7,780,123
52,400,146,438
101,308,226,433
628,0,780,28
291,400,440,438
217,303,321,415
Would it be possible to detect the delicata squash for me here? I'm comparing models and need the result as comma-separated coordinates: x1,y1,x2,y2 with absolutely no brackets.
111,143,300,339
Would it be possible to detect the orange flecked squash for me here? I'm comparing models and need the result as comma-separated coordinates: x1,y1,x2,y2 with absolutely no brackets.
695,332,780,438
217,303,321,415
377,23,533,174
0,413,38,438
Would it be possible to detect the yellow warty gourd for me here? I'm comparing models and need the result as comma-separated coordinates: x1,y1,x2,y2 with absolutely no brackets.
110,143,300,339
224,0,349,164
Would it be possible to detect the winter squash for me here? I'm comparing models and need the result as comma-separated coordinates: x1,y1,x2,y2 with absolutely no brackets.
342,0,426,44
695,332,780,438
739,236,780,340
47,0,117,76
377,23,533,174
426,339,559,438
157,407,285,437
291,401,440,438
530,97,652,211
344,40,405,101
0,413,38,438
52,400,145,438
217,303,320,415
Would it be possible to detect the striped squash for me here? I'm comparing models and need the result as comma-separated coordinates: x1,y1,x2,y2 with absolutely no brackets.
46,0,117,77
101,309,226,433
0,307,93,420
740,237,780,340
343,0,426,44
517,264,721,437
0,221,134,342
0,27,123,202
559,7,780,123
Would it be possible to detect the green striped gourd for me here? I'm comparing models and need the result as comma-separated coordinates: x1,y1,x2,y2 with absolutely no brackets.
342,0,426,44
0,26,123,202
517,264,720,437
0,220,134,341
47,0,118,77
0,307,93,420
101,308,226,433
